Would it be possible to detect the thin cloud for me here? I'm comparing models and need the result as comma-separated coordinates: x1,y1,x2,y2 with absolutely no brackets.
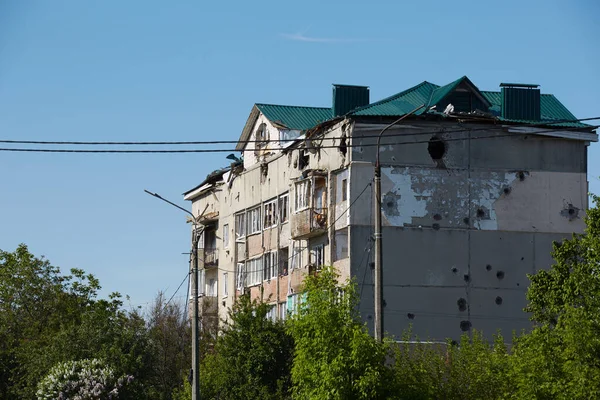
280,33,366,43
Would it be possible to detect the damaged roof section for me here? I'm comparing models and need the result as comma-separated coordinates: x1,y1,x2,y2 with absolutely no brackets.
183,160,242,201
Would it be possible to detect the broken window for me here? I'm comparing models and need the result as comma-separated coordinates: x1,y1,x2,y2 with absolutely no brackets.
223,224,229,248
256,123,268,147
279,193,289,223
311,244,325,271
246,206,261,235
294,180,311,212
341,179,348,201
291,244,303,270
298,149,309,170
263,199,278,229
235,213,245,241
334,229,349,261
263,251,277,281
279,247,289,276
236,263,245,290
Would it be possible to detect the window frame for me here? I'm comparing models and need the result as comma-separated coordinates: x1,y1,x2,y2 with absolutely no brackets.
263,251,277,281
279,193,289,223
235,213,246,241
223,272,228,298
246,206,262,235
294,180,311,212
311,244,325,271
263,199,278,230
223,223,229,248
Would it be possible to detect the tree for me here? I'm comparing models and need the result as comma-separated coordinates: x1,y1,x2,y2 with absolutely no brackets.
36,358,133,400
200,294,294,400
508,196,600,398
145,292,191,400
0,245,151,399
288,267,391,400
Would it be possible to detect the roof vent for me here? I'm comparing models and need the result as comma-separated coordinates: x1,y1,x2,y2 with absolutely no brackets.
500,83,541,121
332,84,369,117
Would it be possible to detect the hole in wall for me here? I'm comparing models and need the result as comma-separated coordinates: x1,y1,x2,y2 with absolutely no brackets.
457,298,467,312
503,187,512,195
495,296,503,305
463,274,470,283
476,209,486,218
433,214,442,221
460,320,472,332
407,313,415,320
451,267,458,274
463,217,470,225
517,171,526,181
432,223,440,231
428,137,446,160
486,264,492,271
496,271,505,280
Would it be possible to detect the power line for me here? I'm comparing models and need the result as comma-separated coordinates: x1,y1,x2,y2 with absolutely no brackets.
0,128,593,154
0,116,597,146
162,271,191,313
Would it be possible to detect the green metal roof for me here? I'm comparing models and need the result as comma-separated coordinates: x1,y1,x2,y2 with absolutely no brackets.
256,104,332,131
350,77,590,128
350,81,438,117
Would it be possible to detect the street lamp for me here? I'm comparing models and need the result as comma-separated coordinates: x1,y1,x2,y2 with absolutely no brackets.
373,105,425,342
144,189,202,400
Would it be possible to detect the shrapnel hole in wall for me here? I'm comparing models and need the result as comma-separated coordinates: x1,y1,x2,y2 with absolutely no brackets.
427,136,446,160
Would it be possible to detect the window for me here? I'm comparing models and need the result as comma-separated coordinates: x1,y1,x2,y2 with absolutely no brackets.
341,178,348,201
246,257,263,286
235,213,245,241
247,207,261,235
263,199,278,229
279,247,289,276
207,278,216,296
266,305,277,322
311,244,325,271
279,193,289,223
256,123,268,147
223,272,228,297
278,302,286,321
263,251,277,281
236,263,245,291
199,269,206,296
287,294,299,316
291,245,303,270
223,224,229,248
294,180,311,212
334,229,349,261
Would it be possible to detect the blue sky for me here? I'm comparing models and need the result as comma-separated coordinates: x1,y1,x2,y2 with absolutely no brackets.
1,0,598,309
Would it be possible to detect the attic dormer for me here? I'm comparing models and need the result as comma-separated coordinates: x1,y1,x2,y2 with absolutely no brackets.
430,76,492,114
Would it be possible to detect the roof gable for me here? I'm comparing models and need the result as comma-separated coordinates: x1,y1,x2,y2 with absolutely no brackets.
236,104,331,151
350,81,438,116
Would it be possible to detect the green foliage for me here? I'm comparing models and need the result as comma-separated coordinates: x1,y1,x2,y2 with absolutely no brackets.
145,292,192,400
200,294,293,400
36,358,133,399
171,377,191,400
288,267,391,400
391,330,511,400
0,245,150,398
507,195,600,399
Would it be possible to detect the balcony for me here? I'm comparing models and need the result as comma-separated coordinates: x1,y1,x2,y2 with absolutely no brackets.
203,248,218,267
198,295,218,316
290,207,328,240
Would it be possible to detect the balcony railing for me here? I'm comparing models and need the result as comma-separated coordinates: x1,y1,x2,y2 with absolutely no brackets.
204,248,218,266
290,207,328,239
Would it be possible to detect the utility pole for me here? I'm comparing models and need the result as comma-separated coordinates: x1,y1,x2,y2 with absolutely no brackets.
373,105,425,342
144,190,202,400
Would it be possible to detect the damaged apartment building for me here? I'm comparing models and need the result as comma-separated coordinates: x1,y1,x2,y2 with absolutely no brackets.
183,76,597,340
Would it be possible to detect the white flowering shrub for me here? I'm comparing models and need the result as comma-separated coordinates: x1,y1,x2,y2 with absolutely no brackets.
36,358,133,400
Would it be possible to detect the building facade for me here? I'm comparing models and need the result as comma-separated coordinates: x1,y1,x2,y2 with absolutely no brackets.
184,77,597,340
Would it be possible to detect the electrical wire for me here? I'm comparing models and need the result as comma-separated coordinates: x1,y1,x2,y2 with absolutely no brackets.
162,271,191,313
0,127,593,154
0,116,597,146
